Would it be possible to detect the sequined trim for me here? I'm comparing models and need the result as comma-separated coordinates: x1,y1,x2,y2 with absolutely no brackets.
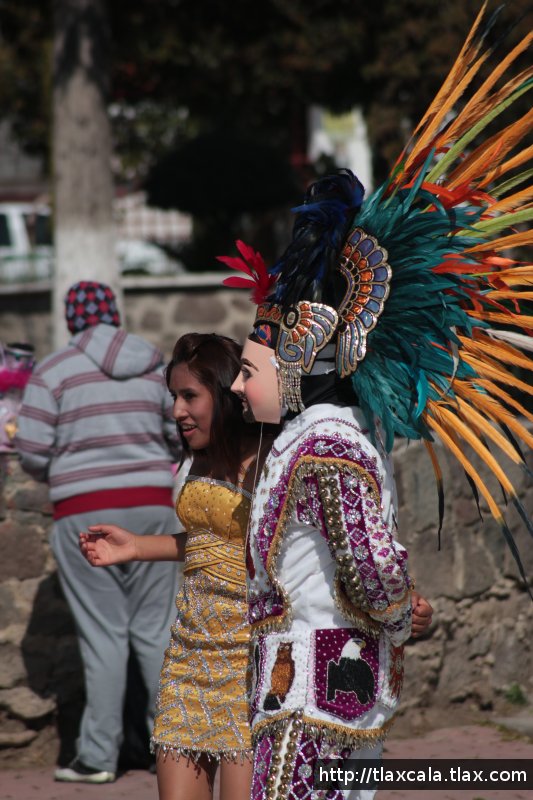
312,458,382,611
270,418,367,457
251,454,381,636
151,740,253,763
252,713,360,800
185,474,252,500
251,709,396,750
271,715,300,797
332,574,381,634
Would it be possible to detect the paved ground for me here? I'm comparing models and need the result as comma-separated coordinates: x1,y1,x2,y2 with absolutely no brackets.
379,724,533,800
1,723,532,800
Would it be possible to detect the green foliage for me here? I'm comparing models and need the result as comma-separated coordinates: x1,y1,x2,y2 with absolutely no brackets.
144,131,301,270
145,133,298,215
360,0,533,181
109,0,370,123
504,682,527,706
2,0,531,196
0,1,52,158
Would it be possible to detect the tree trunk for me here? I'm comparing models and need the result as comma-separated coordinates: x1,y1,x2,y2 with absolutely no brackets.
52,0,121,349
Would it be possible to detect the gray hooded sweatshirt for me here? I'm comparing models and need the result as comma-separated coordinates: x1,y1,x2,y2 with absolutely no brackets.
16,324,180,506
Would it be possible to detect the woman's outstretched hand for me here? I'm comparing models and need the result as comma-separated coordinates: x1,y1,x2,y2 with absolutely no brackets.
79,524,138,566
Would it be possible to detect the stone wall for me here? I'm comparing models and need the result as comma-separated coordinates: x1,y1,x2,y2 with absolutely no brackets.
0,279,257,362
394,438,533,735
0,455,65,765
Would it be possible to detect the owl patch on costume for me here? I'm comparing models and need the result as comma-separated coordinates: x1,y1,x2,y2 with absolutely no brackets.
263,642,295,711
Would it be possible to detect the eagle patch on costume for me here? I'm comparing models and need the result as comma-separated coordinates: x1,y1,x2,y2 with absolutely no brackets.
327,638,374,704
314,627,379,720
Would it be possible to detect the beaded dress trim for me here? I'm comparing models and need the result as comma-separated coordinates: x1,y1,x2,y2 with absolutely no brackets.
185,473,253,500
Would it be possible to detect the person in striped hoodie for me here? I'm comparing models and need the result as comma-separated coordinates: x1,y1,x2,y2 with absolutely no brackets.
15,281,182,784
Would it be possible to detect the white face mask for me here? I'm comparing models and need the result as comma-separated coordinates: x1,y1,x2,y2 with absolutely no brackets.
231,338,282,424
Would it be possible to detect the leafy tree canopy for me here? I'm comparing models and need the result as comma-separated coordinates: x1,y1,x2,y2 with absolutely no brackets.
145,132,299,214
1,0,530,185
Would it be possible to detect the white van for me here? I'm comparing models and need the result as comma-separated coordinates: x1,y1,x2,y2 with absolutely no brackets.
0,203,53,282
0,202,184,283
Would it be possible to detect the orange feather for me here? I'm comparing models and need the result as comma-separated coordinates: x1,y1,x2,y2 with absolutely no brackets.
487,186,533,216
458,333,533,371
472,378,533,425
443,34,533,143
447,108,533,188
455,385,533,451
455,396,527,465
465,311,533,328
480,144,533,188
424,408,506,523
483,290,533,302
488,265,533,286
393,2,489,181
432,403,516,496
465,230,533,252
460,353,533,396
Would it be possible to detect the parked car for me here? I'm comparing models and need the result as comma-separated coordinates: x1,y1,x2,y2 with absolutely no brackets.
0,203,184,283
0,203,53,282
116,238,184,276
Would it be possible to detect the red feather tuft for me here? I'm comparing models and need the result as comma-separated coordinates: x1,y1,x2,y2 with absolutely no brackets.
218,240,276,305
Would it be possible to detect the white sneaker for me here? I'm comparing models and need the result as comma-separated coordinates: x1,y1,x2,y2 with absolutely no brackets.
54,758,116,783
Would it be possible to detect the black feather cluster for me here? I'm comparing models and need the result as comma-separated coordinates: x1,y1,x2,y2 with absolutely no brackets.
271,169,364,311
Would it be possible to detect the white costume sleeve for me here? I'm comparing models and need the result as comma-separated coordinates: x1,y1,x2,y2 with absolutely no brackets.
295,449,412,645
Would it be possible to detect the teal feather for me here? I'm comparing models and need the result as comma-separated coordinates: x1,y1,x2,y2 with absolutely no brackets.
349,173,495,448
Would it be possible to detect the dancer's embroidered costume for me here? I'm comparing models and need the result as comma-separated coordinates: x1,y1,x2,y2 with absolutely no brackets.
246,405,410,799
221,4,532,797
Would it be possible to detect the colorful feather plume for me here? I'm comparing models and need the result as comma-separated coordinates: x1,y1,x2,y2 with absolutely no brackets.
218,240,276,304
221,2,533,587
348,1,533,588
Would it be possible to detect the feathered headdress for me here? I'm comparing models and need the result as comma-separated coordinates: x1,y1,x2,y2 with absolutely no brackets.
221,1,533,589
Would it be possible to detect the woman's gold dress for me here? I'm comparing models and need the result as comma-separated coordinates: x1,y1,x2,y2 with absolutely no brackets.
151,475,252,760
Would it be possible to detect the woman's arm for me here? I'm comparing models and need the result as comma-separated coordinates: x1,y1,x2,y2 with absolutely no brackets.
80,524,186,566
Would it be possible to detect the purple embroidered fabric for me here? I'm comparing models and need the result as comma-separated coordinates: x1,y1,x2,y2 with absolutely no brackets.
251,723,352,800
251,429,408,628
250,731,274,800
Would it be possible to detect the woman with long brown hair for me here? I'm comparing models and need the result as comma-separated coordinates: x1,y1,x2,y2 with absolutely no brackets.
80,332,275,800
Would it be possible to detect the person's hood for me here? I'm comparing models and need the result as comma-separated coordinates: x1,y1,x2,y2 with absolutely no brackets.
71,324,164,379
